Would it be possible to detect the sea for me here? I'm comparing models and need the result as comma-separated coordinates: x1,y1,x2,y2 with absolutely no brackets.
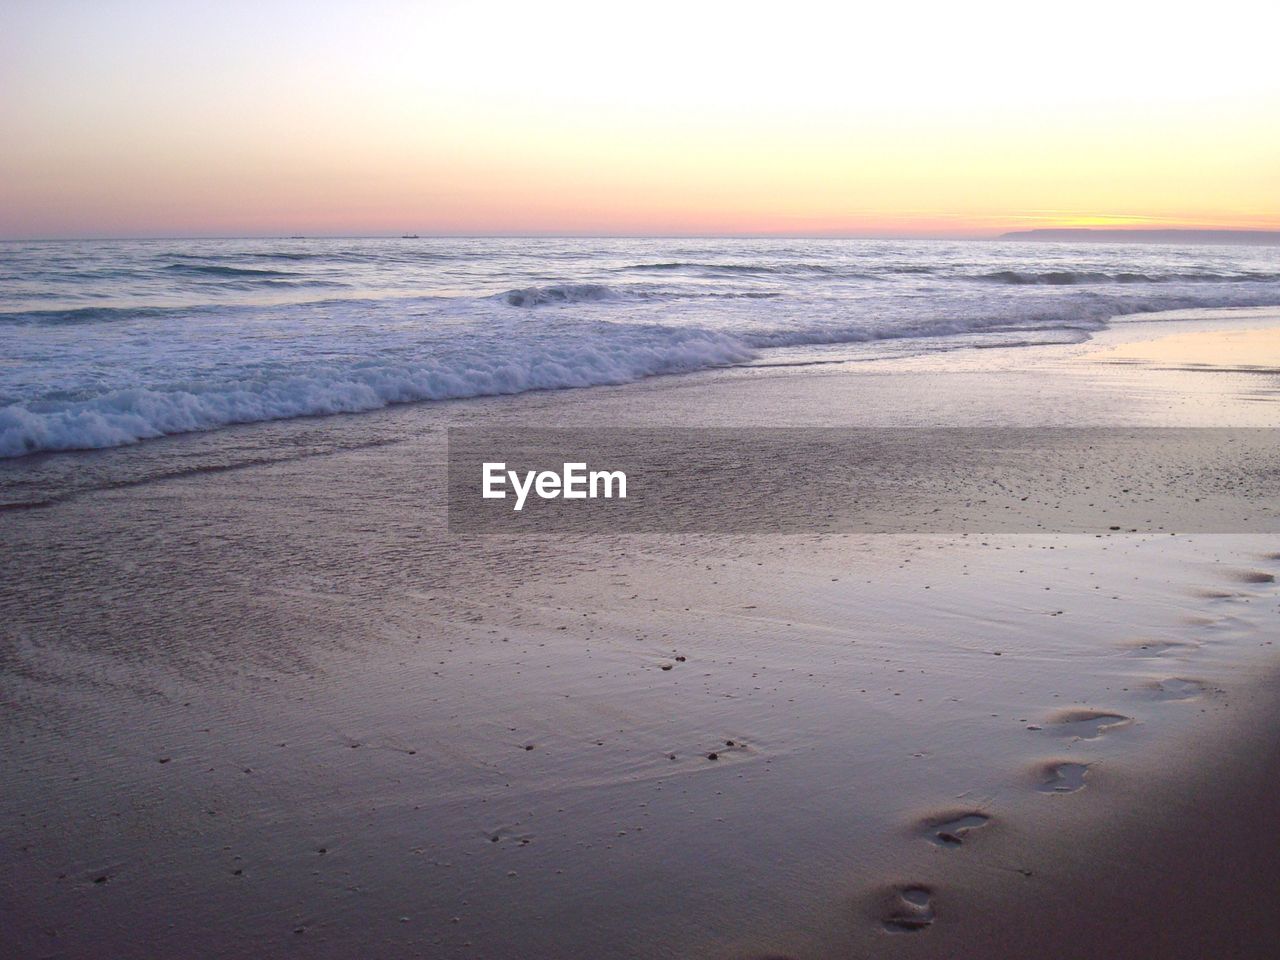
2,236,1279,458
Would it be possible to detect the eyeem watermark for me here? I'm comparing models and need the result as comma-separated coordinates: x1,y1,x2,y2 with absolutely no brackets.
449,427,1280,534
483,462,627,511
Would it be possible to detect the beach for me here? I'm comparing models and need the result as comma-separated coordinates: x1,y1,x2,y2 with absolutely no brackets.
3,302,1280,958
4,0,1280,952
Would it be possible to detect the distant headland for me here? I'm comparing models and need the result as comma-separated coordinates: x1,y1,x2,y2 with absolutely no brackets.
999,228,1280,246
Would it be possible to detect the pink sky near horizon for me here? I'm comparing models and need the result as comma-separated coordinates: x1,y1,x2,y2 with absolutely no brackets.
2,1,1278,240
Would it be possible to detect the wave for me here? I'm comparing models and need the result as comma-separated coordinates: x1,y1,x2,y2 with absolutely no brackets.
503,284,616,306
162,252,326,263
178,251,345,263
501,284,783,307
626,262,781,273
622,261,846,276
161,250,448,265
977,270,1280,285
0,326,755,458
163,263,298,278
694,291,781,299
622,264,1280,285
738,315,1107,351
0,305,175,326
0,295,450,327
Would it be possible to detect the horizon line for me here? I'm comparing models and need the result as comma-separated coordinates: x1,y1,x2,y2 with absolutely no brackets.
6,227,1280,244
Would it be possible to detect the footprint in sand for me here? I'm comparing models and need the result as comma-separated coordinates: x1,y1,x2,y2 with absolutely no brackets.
1046,709,1132,740
1037,761,1089,794
1148,677,1208,701
921,811,991,847
1189,588,1238,600
1224,569,1277,585
881,885,935,933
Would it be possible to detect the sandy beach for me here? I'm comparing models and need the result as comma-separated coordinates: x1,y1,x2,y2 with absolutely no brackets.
5,0,1279,954
1,305,1278,958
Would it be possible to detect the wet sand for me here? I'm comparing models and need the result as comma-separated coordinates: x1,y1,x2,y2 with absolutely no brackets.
1090,323,1280,371
894,669,1280,960
3,306,1280,959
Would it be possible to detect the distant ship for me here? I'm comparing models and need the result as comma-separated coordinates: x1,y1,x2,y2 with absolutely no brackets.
400,233,420,239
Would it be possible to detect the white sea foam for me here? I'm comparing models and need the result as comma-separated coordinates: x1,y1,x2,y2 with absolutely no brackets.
0,326,755,457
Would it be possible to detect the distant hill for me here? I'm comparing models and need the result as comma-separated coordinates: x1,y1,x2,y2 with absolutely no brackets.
998,228,1280,246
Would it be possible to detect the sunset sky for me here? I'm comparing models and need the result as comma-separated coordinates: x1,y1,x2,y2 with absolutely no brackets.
2,0,1278,239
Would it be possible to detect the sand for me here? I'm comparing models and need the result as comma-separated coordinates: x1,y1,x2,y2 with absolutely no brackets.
2,306,1280,959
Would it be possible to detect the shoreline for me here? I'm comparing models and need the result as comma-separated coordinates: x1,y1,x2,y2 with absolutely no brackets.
4,302,1280,479
5,303,1280,513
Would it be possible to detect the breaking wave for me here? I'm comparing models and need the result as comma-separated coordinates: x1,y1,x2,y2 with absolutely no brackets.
0,326,755,457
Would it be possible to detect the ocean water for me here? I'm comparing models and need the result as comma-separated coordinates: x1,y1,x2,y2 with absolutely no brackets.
2,237,1279,458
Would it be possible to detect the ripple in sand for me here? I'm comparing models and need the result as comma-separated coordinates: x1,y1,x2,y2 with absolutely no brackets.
882,885,935,933
922,811,991,847
1038,761,1089,794
1047,709,1132,739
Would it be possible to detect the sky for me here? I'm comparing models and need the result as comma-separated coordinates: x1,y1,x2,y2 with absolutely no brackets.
2,0,1278,239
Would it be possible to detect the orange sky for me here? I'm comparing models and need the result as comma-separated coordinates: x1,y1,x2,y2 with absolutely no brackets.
2,0,1278,239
